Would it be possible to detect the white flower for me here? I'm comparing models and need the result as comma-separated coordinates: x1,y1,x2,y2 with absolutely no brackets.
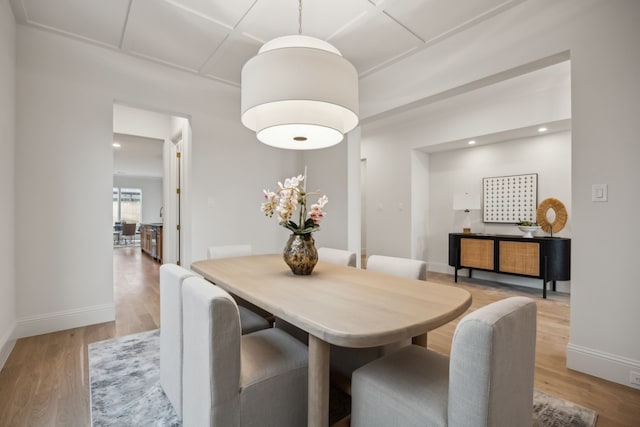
261,173,327,234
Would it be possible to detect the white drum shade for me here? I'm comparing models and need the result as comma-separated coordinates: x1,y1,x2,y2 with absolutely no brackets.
241,35,359,150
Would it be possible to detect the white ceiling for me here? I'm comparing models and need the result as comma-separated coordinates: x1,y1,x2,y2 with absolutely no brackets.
9,0,527,87
113,133,164,178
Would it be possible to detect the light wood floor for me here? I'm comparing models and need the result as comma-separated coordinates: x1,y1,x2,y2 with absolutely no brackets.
0,248,639,426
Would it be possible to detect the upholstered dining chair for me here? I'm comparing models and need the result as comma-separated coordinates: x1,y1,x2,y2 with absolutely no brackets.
159,264,194,419
317,247,357,267
206,243,252,260
330,254,428,385
275,247,358,344
182,276,308,427
206,244,273,322
366,254,427,280
159,264,270,419
351,297,537,427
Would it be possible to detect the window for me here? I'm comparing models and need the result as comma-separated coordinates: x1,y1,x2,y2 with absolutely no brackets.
113,187,142,225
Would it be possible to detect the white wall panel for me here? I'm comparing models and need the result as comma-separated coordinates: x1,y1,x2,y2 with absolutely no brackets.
361,0,640,388
0,0,17,369
14,26,300,336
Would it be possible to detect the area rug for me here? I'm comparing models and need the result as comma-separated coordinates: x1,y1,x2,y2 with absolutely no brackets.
533,390,598,427
89,330,597,427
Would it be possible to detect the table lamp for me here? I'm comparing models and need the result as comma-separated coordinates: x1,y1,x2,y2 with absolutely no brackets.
453,193,481,233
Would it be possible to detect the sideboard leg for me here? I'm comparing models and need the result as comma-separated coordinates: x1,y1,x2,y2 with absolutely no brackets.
553,280,557,292
468,269,473,279
543,256,548,299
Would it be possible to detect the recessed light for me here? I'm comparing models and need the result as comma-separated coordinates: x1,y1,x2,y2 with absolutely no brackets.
112,142,121,148
537,127,547,133
468,140,476,145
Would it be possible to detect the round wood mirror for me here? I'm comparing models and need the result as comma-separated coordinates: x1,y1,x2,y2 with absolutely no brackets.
536,198,567,234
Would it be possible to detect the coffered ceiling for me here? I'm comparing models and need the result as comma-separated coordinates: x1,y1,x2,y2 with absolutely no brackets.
9,0,527,87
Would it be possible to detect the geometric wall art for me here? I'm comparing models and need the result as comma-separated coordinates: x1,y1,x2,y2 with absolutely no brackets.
483,173,538,223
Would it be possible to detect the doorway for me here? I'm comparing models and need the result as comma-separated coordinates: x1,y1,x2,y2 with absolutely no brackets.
112,103,191,273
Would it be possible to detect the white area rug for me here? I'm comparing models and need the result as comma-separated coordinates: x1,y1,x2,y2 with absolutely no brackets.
89,329,597,427
89,330,179,426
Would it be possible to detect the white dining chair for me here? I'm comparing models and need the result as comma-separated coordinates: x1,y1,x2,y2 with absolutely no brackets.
366,254,427,280
206,243,252,260
159,264,195,418
275,247,358,344
351,297,537,427
330,254,428,384
159,263,269,418
206,244,273,325
182,276,308,427
317,247,357,267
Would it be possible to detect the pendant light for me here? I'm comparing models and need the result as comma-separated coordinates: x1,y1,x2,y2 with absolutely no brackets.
241,0,359,150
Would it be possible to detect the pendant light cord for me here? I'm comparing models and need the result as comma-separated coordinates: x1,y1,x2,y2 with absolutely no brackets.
298,0,303,35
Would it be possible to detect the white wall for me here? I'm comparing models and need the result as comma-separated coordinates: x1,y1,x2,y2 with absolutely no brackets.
113,104,171,140
0,0,17,369
360,0,640,388
361,59,570,260
302,143,349,250
428,132,571,290
113,176,163,225
14,26,300,337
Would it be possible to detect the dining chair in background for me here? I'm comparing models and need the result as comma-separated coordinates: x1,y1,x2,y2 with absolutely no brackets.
207,244,273,324
351,296,537,427
181,276,309,427
275,246,357,345
317,247,357,267
366,254,427,280
330,254,428,389
207,243,252,260
120,222,137,245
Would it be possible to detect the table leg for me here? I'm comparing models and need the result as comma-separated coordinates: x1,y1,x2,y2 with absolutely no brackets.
412,333,428,347
308,335,330,427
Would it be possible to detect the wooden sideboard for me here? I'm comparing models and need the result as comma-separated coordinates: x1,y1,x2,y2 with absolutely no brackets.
448,233,570,298
140,223,163,263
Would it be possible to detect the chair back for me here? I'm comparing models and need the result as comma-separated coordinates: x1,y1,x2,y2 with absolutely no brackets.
317,247,356,267
448,297,537,427
121,223,136,236
207,244,252,260
182,277,242,427
159,264,195,418
366,255,427,280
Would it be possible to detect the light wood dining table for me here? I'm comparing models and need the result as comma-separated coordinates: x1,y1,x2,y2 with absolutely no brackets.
191,254,472,427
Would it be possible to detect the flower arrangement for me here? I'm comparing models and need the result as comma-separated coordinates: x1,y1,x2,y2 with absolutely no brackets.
261,174,328,235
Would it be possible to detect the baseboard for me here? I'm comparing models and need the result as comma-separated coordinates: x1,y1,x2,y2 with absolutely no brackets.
567,343,640,390
426,262,571,293
13,303,115,339
0,322,16,371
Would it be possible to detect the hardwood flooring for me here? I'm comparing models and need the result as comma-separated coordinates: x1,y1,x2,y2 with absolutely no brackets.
0,250,638,426
0,246,160,427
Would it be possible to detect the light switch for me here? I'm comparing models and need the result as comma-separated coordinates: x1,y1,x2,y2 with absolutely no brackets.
591,184,608,202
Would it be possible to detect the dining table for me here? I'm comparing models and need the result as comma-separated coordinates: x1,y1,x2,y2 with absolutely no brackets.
191,254,472,427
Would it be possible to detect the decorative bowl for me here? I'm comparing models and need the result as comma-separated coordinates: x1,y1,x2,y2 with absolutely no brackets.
518,225,541,238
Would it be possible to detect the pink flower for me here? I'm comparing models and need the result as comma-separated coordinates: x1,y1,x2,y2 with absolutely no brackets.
260,173,328,234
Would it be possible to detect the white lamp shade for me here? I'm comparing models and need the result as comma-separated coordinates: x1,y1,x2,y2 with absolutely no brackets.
241,35,359,150
453,193,481,211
